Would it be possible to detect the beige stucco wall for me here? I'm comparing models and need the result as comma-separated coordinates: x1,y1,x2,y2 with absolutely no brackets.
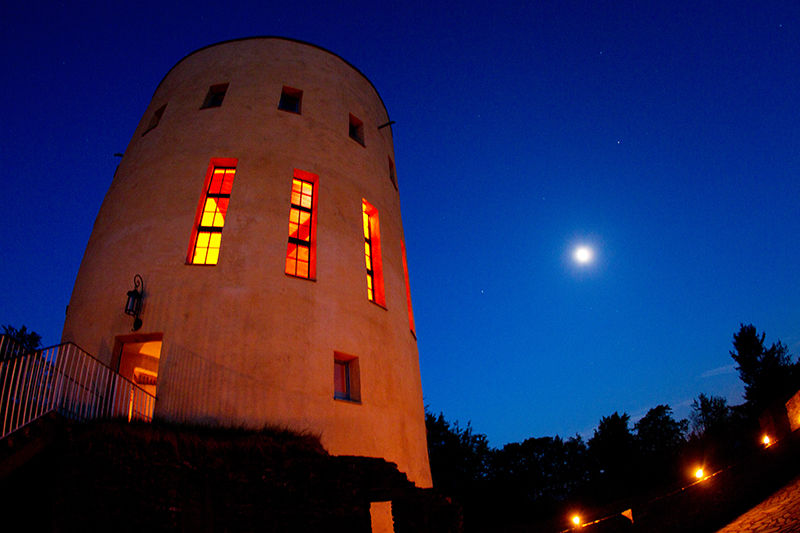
62,37,432,487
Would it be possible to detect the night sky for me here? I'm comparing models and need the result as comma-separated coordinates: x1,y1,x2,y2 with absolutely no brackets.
3,1,799,446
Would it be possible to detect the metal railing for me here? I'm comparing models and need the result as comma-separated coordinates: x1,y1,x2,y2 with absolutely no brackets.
0,336,156,438
0,335,31,362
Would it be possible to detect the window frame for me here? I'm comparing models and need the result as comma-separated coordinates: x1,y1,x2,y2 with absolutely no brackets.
200,83,229,109
362,199,385,306
142,104,166,136
284,169,319,280
334,352,361,403
388,156,398,190
278,86,303,114
186,158,238,265
349,113,365,146
401,240,416,337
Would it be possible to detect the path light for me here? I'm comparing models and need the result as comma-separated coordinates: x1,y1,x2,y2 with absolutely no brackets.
694,468,704,480
762,434,771,447
571,514,582,527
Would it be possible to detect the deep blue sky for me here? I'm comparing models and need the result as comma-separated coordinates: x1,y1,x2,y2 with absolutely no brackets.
3,1,799,446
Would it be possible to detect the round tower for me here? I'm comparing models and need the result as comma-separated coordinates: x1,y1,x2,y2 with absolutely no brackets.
62,37,431,487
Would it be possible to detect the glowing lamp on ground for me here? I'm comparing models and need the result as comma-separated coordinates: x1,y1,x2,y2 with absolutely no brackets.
124,274,144,331
694,468,704,480
762,434,771,447
571,514,582,527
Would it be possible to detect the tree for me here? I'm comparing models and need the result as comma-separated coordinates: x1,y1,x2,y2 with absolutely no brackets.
490,435,590,507
425,409,491,493
634,405,688,484
588,412,636,499
690,393,730,438
687,392,755,466
635,405,687,458
1,324,42,358
425,409,493,531
730,323,799,413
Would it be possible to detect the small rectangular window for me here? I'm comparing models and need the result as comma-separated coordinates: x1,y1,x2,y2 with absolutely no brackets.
362,199,385,306
334,360,349,398
285,169,319,279
401,241,416,336
278,86,303,114
349,113,365,146
142,104,166,135
201,83,229,109
334,352,360,402
187,160,237,265
388,156,398,190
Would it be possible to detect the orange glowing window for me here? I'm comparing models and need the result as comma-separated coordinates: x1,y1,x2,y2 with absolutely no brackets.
401,241,416,335
362,200,385,306
187,160,237,265
285,169,319,279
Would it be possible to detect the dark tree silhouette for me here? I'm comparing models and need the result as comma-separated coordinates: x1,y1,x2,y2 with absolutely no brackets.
686,392,756,467
588,412,636,500
490,435,590,509
1,324,42,359
730,323,799,415
425,409,492,531
690,393,730,438
635,405,687,456
425,410,490,493
634,404,687,483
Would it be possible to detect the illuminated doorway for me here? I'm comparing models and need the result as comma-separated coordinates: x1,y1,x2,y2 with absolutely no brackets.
113,333,162,421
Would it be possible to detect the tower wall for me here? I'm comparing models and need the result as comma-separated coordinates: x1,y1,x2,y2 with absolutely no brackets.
62,38,432,487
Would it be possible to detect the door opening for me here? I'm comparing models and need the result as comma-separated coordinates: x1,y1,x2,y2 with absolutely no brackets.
113,333,162,421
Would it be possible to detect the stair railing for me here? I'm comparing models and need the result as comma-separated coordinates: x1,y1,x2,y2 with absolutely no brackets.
0,336,156,438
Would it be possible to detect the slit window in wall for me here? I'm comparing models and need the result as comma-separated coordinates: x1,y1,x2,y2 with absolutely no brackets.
285,169,319,279
334,352,360,402
187,159,237,265
349,113,365,145
401,241,416,335
388,156,398,190
278,86,303,114
142,104,166,135
201,83,229,108
362,199,385,306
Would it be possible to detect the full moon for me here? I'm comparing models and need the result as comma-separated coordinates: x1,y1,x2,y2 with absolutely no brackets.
573,246,593,264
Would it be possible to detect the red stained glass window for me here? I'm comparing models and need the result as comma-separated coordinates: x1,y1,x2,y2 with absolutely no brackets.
285,170,318,279
362,200,384,305
188,162,236,265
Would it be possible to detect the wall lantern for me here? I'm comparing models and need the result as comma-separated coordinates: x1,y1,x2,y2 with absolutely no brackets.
125,274,144,331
